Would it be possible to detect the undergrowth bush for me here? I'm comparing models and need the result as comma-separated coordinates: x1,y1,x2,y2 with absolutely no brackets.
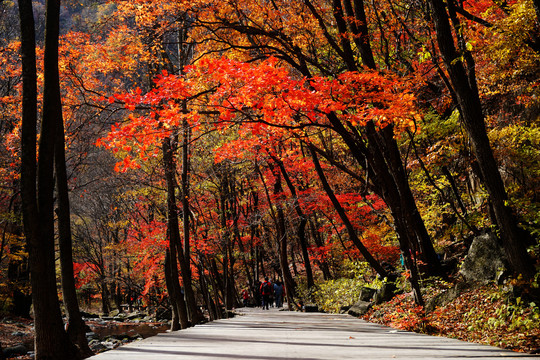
307,261,384,313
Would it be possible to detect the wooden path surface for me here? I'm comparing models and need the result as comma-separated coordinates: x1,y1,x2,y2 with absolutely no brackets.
90,307,537,359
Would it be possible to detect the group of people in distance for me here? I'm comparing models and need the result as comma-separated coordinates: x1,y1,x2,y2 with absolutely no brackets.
241,277,285,309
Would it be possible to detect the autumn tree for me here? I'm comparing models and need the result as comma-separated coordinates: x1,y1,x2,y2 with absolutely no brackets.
18,0,81,357
426,0,535,279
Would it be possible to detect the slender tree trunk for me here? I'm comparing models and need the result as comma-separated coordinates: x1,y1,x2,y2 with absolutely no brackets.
163,137,190,329
309,146,389,278
309,218,332,280
56,104,93,358
273,157,314,289
271,169,297,309
100,279,111,315
179,120,202,324
428,0,534,279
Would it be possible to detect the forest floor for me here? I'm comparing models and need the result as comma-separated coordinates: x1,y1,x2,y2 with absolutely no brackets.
362,283,540,354
1,284,539,358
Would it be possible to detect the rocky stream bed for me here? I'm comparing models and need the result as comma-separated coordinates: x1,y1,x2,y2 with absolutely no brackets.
0,311,170,359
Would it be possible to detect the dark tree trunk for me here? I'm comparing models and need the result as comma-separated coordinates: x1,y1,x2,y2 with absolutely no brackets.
309,218,332,280
56,97,93,358
309,146,389,278
163,137,190,329
273,157,314,289
329,0,441,275
18,0,81,357
271,169,297,309
164,249,180,330
428,0,534,279
100,279,111,315
179,121,203,324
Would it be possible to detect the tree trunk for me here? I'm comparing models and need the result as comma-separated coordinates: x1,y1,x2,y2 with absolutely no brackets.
164,249,180,330
179,120,202,324
271,169,297,309
309,218,332,280
163,137,190,329
100,279,111,315
18,0,81,357
309,146,389,278
56,99,93,358
428,0,534,279
273,157,315,289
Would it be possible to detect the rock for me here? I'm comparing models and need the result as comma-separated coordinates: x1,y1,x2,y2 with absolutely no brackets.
142,314,155,322
11,331,25,337
373,282,399,305
88,339,101,346
102,339,121,350
304,304,320,312
460,233,507,284
126,313,142,320
156,307,172,321
358,287,376,302
80,311,100,319
89,342,107,352
3,344,28,357
86,331,100,340
425,281,472,313
347,301,372,317
128,333,143,341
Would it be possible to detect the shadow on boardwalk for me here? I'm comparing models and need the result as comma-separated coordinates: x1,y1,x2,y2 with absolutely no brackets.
90,307,538,359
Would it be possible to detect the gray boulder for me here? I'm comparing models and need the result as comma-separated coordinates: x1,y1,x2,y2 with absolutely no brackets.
460,233,507,283
347,301,371,317
358,287,376,302
373,283,398,305
425,281,471,313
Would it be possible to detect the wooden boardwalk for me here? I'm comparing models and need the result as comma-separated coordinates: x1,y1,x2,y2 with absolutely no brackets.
90,307,537,359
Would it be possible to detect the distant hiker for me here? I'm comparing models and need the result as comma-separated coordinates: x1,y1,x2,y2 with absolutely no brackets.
241,288,250,307
273,281,284,308
260,277,272,310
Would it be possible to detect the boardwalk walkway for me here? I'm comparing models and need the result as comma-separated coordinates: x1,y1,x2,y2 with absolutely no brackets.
90,307,536,359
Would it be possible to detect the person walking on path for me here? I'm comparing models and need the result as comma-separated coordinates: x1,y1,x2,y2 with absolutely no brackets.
273,281,284,308
241,288,250,307
260,277,272,310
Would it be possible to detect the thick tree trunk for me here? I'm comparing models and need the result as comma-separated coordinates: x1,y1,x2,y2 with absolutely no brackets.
164,249,180,330
428,0,534,279
19,0,81,357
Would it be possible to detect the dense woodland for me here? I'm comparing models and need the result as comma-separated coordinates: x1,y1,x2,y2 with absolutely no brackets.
0,0,539,358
